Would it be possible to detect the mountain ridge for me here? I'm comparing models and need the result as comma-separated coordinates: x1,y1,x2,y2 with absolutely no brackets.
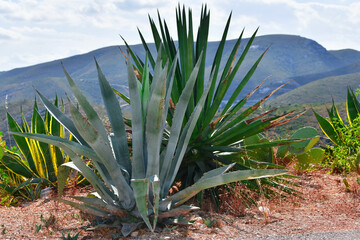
1,34,360,107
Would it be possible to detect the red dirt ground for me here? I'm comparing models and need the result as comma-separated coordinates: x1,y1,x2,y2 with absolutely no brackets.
0,169,359,239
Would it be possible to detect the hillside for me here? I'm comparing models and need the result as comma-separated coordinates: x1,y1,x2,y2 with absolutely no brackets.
288,60,360,87
267,72,360,106
2,34,360,108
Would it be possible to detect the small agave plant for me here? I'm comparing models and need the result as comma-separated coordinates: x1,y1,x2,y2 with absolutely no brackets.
12,50,286,236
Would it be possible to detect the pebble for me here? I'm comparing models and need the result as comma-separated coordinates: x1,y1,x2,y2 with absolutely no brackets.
131,231,139,237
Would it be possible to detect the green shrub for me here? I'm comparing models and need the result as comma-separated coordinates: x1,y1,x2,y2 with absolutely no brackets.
323,117,360,173
314,87,360,173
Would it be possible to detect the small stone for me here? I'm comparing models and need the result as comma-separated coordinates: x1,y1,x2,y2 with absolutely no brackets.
131,231,139,237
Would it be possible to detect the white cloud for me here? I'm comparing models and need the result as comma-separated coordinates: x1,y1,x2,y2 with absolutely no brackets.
1,0,360,70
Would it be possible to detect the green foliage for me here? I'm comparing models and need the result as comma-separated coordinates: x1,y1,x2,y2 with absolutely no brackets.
61,231,80,240
40,214,56,228
13,50,287,236
0,189,19,207
121,5,304,201
276,127,324,169
323,118,360,173
0,132,4,160
314,87,360,173
242,127,324,171
35,224,42,233
1,98,76,200
202,217,216,228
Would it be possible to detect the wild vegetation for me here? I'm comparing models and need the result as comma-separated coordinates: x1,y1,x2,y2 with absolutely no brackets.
0,98,81,200
0,4,359,239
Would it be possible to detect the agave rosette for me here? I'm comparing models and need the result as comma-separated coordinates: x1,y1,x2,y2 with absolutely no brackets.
12,49,287,235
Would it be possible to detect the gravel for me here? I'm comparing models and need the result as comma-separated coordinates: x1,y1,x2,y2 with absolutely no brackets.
248,230,360,240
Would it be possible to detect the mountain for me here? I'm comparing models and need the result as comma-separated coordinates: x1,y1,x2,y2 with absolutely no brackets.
267,72,360,106
1,34,360,108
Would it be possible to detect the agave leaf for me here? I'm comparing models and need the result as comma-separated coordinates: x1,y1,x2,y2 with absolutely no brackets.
31,104,55,181
57,163,71,197
162,52,178,126
350,88,360,114
215,77,269,132
113,88,130,105
131,178,152,231
68,100,134,209
204,14,233,113
213,81,291,140
141,55,150,118
71,196,127,218
62,65,109,142
162,165,286,209
158,205,199,219
58,198,110,218
194,6,210,104
203,137,309,154
137,30,156,68
313,110,341,145
7,113,37,173
162,69,213,197
204,28,259,127
328,99,345,127
10,132,98,160
0,183,16,194
222,30,263,115
96,60,132,177
35,89,87,145
211,117,274,146
11,177,51,195
160,12,177,69
150,175,160,229
127,53,145,179
347,88,360,126
147,16,162,52
10,132,117,203
160,53,203,182
145,62,168,178
60,160,116,205
48,96,62,137
119,37,145,76
1,151,34,179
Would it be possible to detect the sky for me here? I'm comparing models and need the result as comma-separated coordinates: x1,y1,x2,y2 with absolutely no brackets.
1,0,360,71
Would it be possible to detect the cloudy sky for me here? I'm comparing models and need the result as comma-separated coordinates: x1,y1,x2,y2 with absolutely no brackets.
1,0,359,71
